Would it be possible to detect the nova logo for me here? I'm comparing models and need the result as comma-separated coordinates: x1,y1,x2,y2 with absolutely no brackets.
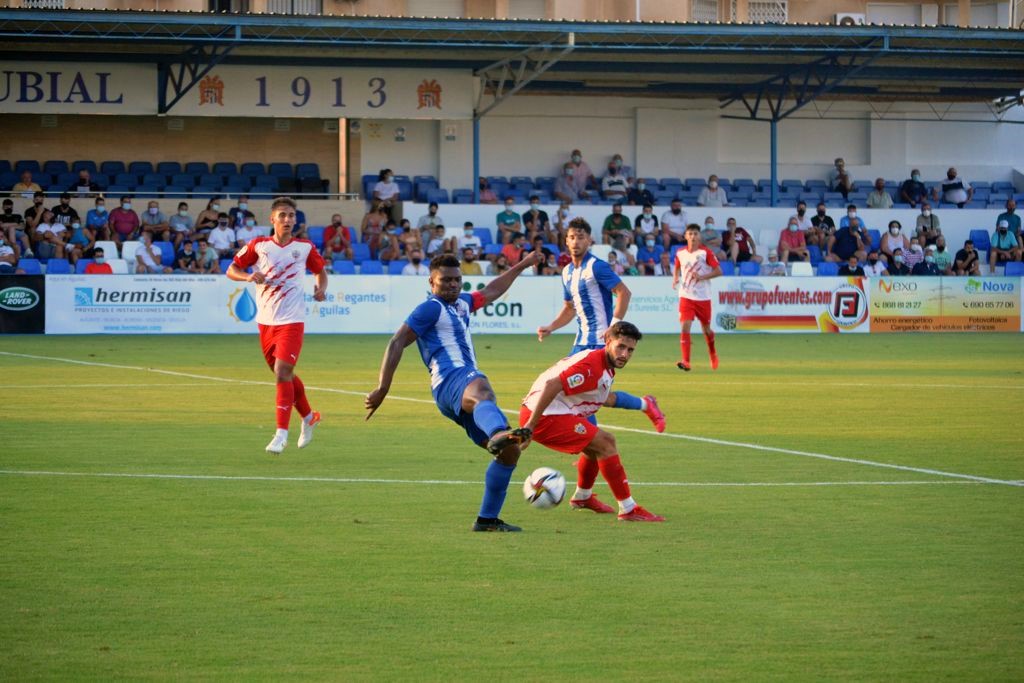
878,279,917,293
0,286,39,311
964,279,982,293
964,279,1015,294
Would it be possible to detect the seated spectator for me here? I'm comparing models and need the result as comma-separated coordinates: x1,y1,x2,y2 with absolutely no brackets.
52,192,80,230
866,178,893,209
554,164,587,203
990,219,1022,273
778,217,809,262
84,197,111,244
933,167,973,207
174,240,198,274
697,174,728,207
209,214,236,258
492,253,510,274
607,250,626,275
1,198,30,258
322,214,353,261
397,220,421,256
360,199,388,256
553,202,577,250
863,249,888,276
168,201,195,249
539,252,560,276
425,224,447,257
760,249,787,276
626,179,654,207
839,204,867,231
567,149,596,194
234,216,261,249
11,170,41,197
997,199,1020,240
68,169,102,196
522,196,553,244
636,233,663,275
915,202,941,246
660,199,688,249
634,203,659,245
808,202,835,249
601,163,629,200
903,237,925,271
453,221,482,258
700,217,726,261
838,255,865,277
401,248,429,276
195,198,221,236
477,177,499,204
791,201,812,232
827,157,853,199
460,246,483,275
724,217,762,265
602,203,633,251
0,232,23,274
195,238,219,274
496,198,521,244
881,220,909,264
293,204,308,239
827,219,866,263
135,233,172,274
108,196,140,244
609,153,633,180
933,235,954,275
900,169,928,207
372,169,400,214
954,239,981,276
83,246,112,274
888,248,910,275
33,209,66,260
141,200,170,241
913,245,942,275
530,235,556,270
66,219,92,265
653,250,673,276
24,193,46,235
416,202,444,241
228,195,254,230
501,232,527,266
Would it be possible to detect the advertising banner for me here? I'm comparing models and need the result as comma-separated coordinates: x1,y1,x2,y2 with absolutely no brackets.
0,275,45,333
0,62,156,115
869,276,1020,332
706,276,870,334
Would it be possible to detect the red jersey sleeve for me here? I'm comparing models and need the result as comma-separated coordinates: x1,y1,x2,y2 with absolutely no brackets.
305,242,325,274
233,239,260,269
469,290,486,312
704,246,720,268
558,350,606,396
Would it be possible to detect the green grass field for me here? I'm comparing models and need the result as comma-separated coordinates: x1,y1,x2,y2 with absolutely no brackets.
2,333,1022,681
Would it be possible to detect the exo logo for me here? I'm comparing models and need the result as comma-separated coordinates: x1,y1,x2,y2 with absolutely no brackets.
877,279,917,293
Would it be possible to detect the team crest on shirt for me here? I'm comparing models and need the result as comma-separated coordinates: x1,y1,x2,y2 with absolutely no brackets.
291,250,300,259
574,423,588,435
567,373,585,388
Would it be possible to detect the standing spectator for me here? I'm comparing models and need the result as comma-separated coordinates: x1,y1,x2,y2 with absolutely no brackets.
228,195,254,230
724,217,762,266
372,169,400,214
235,217,261,249
416,202,443,241
867,178,893,209
932,236,954,275
827,157,854,198
195,198,221,236
52,192,80,229
501,232,527,266
697,174,728,207
634,203,659,246
495,198,521,244
174,240,199,274
400,248,429,276
881,220,909,265
1,198,30,258
913,245,942,275
0,233,23,273
134,233,171,274
209,214,237,258
990,219,1022,273
169,201,195,249
522,196,552,244
954,240,981,276
933,167,973,207
700,217,726,261
33,209,66,260
195,238,220,274
838,255,865,276
915,202,941,246
425,225,447,257
808,202,835,249
900,169,928,207
453,222,482,259
567,149,595,194
67,169,102,196
360,199,388,257
460,246,484,275
141,200,170,241
778,217,809,262
11,170,41,197
601,162,629,200
760,249,787,276
84,246,113,274
322,214,353,262
996,199,1020,240
602,203,633,252
827,220,866,264
626,179,654,207
108,196,140,244
477,177,499,204
863,249,889,276
660,199,688,249
554,164,586,203
791,201,812,232
888,248,911,275
903,237,925,271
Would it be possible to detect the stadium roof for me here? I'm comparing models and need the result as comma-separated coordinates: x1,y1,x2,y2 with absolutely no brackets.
1,10,1022,118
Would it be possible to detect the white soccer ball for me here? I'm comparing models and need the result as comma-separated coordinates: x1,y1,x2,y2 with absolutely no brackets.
522,467,566,509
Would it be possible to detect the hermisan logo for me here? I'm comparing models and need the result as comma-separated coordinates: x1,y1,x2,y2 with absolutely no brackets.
73,286,192,307
0,286,39,311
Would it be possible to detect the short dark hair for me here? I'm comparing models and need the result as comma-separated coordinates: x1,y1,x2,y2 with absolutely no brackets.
567,217,592,235
529,194,539,202
642,203,653,210
685,223,700,232
198,238,208,245
120,196,131,203
796,200,806,208
429,201,438,209
463,221,474,228
217,212,229,220
60,192,71,200
847,204,857,211
608,321,642,342
430,254,461,271
93,247,104,256
271,196,296,212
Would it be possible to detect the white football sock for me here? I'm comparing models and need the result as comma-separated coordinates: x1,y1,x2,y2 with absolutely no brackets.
639,397,648,411
275,428,288,439
573,487,592,500
618,497,636,513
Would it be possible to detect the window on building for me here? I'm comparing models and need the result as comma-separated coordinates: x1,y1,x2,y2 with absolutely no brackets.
265,0,321,15
866,3,922,24
507,0,547,19
943,2,1007,27
406,0,464,17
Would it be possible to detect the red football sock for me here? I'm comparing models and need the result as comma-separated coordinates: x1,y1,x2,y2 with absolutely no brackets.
680,332,692,364
705,330,716,354
576,455,599,490
275,380,295,430
597,454,631,502
292,375,311,419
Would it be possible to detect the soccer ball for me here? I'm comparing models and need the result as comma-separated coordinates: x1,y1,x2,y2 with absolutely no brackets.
522,467,566,509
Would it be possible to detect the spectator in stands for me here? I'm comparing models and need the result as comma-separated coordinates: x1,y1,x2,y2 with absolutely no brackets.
915,202,941,246
401,248,429,276
553,202,577,249
867,178,893,209
900,169,928,207
724,217,762,266
68,169,102,196
134,233,171,274
322,214,353,262
933,235,954,275
654,250,673,276
169,201,194,249
933,167,973,207
478,177,499,204
496,197,522,244
66,219,92,266
903,237,925,271
372,169,400,214
778,217,809,263
1,198,30,259
634,203,659,246
838,255,865,277
397,220,421,256
990,219,1022,273
791,201,812,232
554,163,586,203
0,233,23,274
808,202,835,249
108,196,140,244
609,153,633,180
530,235,557,274
601,162,629,200
827,157,853,199
827,218,866,264
425,224,447,257
626,179,654,207
913,245,942,275
11,170,41,197
32,209,65,260
863,249,888,277
636,233,663,275
954,239,981,276
141,200,170,242
607,250,627,276
228,195,254,230
172,240,198,274
501,232,527,266
24,192,46,234
997,199,1020,240
881,220,909,265
293,204,308,239
602,203,633,251
888,248,910,275
52,192,80,229
235,216,260,249
84,246,112,274
83,196,110,245
455,245,482,275
697,174,728,207
453,221,482,259
760,249,787,276
360,199,388,257
523,196,553,244
492,253,510,275
700,217,726,261
195,198,220,236
567,149,595,194
195,238,219,274
660,199,688,249
377,225,401,263
416,202,444,240
209,214,236,258
839,204,866,230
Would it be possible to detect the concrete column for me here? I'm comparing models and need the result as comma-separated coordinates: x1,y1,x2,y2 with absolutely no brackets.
958,0,971,26
734,0,749,22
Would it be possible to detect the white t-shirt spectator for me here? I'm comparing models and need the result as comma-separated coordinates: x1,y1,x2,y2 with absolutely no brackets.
697,187,728,207
661,209,689,236
457,233,482,257
426,237,446,256
235,225,260,245
35,222,66,241
791,214,813,231
373,180,400,202
635,213,659,237
864,261,888,276
417,213,444,230
209,226,236,251
401,262,430,276
138,244,161,269
602,173,629,196
939,175,971,205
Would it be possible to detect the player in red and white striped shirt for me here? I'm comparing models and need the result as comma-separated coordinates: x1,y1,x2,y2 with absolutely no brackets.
672,223,723,371
227,196,327,454
519,321,665,522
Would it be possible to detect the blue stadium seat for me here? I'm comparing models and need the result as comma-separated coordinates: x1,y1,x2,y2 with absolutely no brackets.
332,259,356,275
0,160,10,175
351,242,370,264
191,185,219,198
269,163,294,178
473,228,493,246
55,172,77,189
684,177,706,188
808,245,823,265
45,258,71,274
184,162,209,176
969,229,991,253
415,180,439,202
71,160,98,175
738,261,760,276
425,188,449,204
718,261,735,276
0,171,17,190
222,184,248,196
816,262,839,276
153,241,175,266
106,185,132,195
388,260,407,275
240,162,265,178
156,162,181,176
867,229,881,252
535,176,556,192
360,260,384,275
136,185,162,198
212,162,237,176
163,186,187,198
171,173,195,187
15,160,40,174
218,258,234,273
199,173,223,187
43,160,69,175
483,243,503,257
392,174,411,184
397,181,413,201
142,173,166,186
128,161,153,176
225,174,251,190
18,258,42,274
255,174,277,189
452,190,474,204
251,186,275,199
114,172,138,187
75,259,94,274
307,226,325,249
1004,261,1024,276
295,163,320,179
805,179,827,191
33,172,53,189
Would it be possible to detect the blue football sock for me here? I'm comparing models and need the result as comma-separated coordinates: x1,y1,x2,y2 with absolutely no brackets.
586,414,598,426
473,400,508,437
613,391,643,411
479,460,516,518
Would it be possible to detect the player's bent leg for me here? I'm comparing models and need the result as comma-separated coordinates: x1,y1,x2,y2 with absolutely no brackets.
460,377,522,532
582,431,665,522
266,358,296,454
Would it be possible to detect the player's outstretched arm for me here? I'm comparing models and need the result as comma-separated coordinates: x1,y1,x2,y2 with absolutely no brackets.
521,377,564,433
365,324,418,420
538,300,575,341
478,249,544,306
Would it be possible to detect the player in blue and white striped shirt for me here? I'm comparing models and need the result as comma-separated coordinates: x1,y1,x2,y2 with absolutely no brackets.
366,251,543,532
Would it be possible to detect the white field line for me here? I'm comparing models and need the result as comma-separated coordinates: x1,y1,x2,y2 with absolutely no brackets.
2,350,1022,489
0,469,985,488
642,380,1024,391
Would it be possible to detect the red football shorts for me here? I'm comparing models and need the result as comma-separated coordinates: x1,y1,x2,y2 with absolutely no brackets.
259,322,305,368
679,298,711,325
519,407,599,454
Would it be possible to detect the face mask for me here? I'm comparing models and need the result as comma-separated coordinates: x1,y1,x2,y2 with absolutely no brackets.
869,258,878,265
72,222,80,230
848,212,857,219
464,231,474,239
925,255,935,264
1008,207,1016,214
122,203,131,211
672,208,681,215
705,222,714,229
479,182,486,189
571,155,581,163
148,208,158,215
999,227,1008,234
212,204,220,211
890,228,899,235
708,181,718,190
922,209,931,217
218,222,228,228
505,205,514,211
386,176,393,183
179,210,189,217
529,203,539,211
238,202,248,210
565,169,574,177
614,159,622,168
637,183,645,191
645,239,655,248
34,199,43,206
245,219,255,227
560,210,568,217
788,224,798,232
895,255,904,264
797,209,805,216
911,244,922,253
95,205,106,214
876,186,885,192
411,257,421,265
937,245,945,252
94,256,105,264
643,211,652,217
912,173,921,182
947,173,956,180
